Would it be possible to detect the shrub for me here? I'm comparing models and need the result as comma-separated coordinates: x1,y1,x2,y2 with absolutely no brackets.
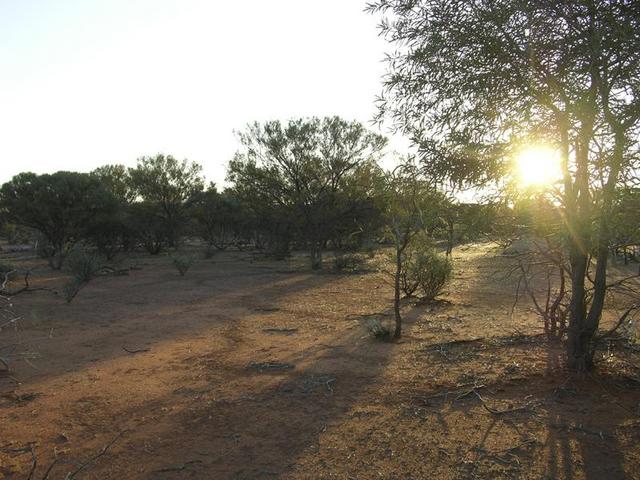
410,249,452,302
333,253,366,272
172,254,195,276
62,250,102,303
65,250,101,283
365,318,392,341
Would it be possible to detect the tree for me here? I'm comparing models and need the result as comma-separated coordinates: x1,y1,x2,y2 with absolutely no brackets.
89,165,137,259
0,172,117,268
383,162,449,338
369,0,640,370
191,185,245,253
228,117,387,269
91,164,136,205
129,154,204,248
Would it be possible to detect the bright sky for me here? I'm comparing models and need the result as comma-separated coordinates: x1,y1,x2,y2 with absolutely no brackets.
0,0,407,186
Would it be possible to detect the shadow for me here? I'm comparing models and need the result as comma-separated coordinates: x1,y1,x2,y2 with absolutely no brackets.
541,341,634,479
0,252,341,386
2,251,423,478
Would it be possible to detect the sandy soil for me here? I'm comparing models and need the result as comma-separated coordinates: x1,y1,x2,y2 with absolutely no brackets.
1,244,639,479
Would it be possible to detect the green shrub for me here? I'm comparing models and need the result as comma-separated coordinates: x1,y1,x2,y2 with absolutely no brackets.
172,254,195,276
62,250,102,303
62,279,82,303
333,253,366,272
65,250,101,283
410,249,452,302
365,318,392,341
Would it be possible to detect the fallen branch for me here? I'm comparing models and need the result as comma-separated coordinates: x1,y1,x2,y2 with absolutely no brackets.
122,346,150,354
64,430,127,479
596,304,640,341
472,389,536,415
153,460,203,473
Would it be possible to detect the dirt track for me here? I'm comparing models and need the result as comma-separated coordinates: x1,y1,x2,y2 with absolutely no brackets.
1,245,639,479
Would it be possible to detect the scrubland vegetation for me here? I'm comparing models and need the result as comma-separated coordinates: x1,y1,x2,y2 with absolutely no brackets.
1,1,640,478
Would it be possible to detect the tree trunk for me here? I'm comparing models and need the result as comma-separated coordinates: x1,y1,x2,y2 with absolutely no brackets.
393,243,402,339
446,219,454,257
310,243,323,270
48,244,65,270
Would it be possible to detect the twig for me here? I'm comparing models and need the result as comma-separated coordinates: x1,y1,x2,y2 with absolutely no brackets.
64,430,127,479
153,460,203,473
596,304,640,341
42,457,60,480
26,446,37,480
122,346,150,354
472,389,535,415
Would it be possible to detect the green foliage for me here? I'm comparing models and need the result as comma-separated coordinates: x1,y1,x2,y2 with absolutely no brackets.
126,202,171,255
0,223,32,245
0,171,118,269
333,253,367,273
228,117,387,269
129,154,204,247
409,249,452,302
65,250,101,283
171,254,195,276
62,249,102,303
91,164,136,204
365,318,392,341
191,185,246,251
398,234,452,301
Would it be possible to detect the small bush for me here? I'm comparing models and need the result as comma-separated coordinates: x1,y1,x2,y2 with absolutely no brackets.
62,279,82,303
172,255,195,276
61,250,102,303
365,318,392,341
65,250,101,283
410,250,452,302
333,253,366,272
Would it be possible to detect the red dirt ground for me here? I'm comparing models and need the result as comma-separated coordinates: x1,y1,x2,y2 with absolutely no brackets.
1,244,639,479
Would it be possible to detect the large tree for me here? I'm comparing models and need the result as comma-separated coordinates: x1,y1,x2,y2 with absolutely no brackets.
369,0,640,370
129,154,204,248
228,116,388,269
0,172,117,268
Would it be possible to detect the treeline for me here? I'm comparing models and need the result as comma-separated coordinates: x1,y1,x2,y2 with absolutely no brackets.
0,117,494,272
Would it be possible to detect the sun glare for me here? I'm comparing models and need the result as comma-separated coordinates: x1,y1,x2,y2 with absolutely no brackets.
515,145,562,188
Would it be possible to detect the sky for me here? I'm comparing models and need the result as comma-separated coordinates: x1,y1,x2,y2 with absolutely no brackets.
0,0,408,186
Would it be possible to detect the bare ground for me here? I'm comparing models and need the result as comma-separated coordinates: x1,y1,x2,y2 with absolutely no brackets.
1,244,639,479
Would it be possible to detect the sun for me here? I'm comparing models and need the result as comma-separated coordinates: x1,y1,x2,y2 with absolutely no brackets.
514,145,562,188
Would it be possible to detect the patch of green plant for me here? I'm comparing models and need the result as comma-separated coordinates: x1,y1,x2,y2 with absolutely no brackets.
65,250,102,283
333,253,367,272
62,249,102,303
172,254,195,276
365,318,392,341
409,249,452,302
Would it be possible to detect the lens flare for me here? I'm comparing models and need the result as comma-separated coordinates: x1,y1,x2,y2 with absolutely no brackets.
515,145,562,187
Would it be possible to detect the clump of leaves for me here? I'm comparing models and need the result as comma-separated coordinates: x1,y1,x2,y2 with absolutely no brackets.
62,250,102,303
172,254,195,276
409,249,452,302
333,253,367,273
365,318,392,341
